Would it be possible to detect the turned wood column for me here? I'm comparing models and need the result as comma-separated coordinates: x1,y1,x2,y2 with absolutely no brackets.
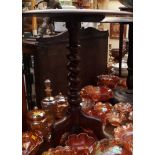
119,23,124,77
66,22,81,108
51,21,105,146
66,21,82,131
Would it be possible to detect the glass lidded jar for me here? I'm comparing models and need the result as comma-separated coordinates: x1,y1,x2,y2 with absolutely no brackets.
52,92,69,120
41,79,55,126
26,106,50,142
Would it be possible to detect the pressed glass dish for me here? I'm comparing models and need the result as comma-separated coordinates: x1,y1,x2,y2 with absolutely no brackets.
97,74,120,89
113,102,132,114
80,85,113,102
65,133,96,155
92,139,131,155
82,102,113,124
42,146,77,155
105,110,127,126
114,123,133,153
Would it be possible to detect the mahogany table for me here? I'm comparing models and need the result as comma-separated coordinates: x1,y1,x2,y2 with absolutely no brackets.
23,9,133,147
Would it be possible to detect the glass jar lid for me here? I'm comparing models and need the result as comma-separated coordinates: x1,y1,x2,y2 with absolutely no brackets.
27,106,46,121
54,92,67,103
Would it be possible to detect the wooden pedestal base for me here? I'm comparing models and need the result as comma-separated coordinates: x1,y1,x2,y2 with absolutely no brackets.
51,108,105,147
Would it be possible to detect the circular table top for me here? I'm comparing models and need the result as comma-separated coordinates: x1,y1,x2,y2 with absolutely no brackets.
22,9,133,22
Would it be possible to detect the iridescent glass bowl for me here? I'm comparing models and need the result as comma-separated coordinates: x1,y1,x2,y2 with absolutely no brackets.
97,74,120,89
65,133,96,155
42,146,77,155
80,85,113,102
114,123,133,153
92,139,131,155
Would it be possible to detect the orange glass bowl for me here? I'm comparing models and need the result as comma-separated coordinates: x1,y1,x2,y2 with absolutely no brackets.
65,133,96,155
92,139,131,155
94,102,113,114
113,102,132,114
93,102,113,123
80,98,95,111
99,86,113,101
80,85,100,101
114,123,133,153
97,74,120,89
82,102,113,124
42,146,77,155
80,85,113,102
105,110,127,126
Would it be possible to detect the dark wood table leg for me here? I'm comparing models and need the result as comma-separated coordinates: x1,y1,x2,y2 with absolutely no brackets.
51,21,105,147
127,23,133,91
119,23,124,77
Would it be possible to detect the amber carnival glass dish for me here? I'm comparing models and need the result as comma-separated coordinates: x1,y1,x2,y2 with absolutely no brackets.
65,133,96,155
113,102,132,114
80,85,113,102
113,102,133,123
80,98,95,111
83,102,113,124
105,110,127,126
92,139,131,155
114,123,133,153
94,102,113,115
97,74,120,89
42,146,78,155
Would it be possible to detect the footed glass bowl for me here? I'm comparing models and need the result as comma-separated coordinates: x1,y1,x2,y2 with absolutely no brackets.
42,146,77,155
97,74,120,89
93,139,131,155
80,85,113,102
114,123,133,153
82,102,113,124
65,133,95,155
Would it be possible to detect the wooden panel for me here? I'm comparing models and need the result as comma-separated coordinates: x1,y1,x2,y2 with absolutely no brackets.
35,27,108,107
